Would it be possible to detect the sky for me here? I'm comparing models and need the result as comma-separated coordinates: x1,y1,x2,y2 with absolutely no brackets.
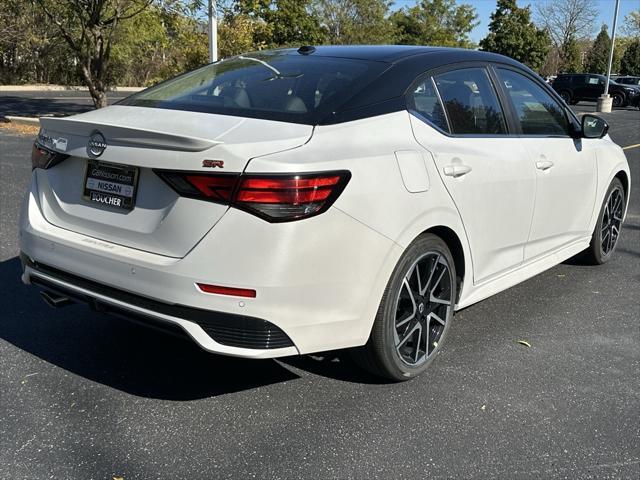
391,0,639,43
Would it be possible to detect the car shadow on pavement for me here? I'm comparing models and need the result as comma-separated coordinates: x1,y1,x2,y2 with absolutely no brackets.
0,96,93,118
0,256,303,400
282,352,389,385
0,256,386,397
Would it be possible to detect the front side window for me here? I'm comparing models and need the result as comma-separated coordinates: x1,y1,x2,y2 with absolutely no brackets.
408,77,449,132
434,68,506,135
119,53,387,124
497,68,570,136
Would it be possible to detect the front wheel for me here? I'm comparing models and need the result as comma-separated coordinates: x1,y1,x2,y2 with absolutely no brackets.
351,234,457,381
583,178,625,264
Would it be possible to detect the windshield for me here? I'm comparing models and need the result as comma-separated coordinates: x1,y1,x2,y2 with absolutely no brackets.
119,52,388,124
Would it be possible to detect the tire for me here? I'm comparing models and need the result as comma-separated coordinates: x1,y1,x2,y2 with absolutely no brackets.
559,90,572,104
351,234,457,381
612,92,625,108
583,178,625,265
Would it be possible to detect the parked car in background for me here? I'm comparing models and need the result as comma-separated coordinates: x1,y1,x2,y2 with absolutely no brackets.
614,76,640,86
552,73,640,107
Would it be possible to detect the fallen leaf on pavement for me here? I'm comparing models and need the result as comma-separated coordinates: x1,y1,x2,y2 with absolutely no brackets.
517,340,531,347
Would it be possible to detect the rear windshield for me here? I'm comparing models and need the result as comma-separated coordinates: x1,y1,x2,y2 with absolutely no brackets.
119,53,388,124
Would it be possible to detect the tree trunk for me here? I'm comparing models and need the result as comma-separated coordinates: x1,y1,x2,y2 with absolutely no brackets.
81,64,108,109
94,90,108,108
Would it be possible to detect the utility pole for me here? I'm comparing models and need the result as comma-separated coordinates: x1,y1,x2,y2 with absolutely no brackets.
208,0,217,63
598,0,620,112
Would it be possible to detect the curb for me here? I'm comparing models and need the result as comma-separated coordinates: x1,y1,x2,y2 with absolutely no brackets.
4,116,40,126
0,85,143,92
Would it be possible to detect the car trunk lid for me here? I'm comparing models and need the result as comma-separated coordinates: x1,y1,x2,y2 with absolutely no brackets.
36,105,313,258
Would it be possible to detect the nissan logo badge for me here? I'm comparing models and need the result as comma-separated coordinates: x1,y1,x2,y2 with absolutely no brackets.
87,132,107,158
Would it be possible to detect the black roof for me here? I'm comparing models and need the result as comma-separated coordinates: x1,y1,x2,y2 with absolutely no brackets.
288,45,449,62
272,44,524,66
269,45,530,124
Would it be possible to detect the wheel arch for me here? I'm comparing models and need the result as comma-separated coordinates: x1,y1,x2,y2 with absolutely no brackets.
422,225,466,303
615,169,629,201
614,169,631,218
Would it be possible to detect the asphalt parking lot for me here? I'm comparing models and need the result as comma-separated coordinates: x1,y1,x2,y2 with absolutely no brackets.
0,90,130,117
0,103,638,479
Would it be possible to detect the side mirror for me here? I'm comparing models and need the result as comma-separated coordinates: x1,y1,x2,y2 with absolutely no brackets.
581,114,609,139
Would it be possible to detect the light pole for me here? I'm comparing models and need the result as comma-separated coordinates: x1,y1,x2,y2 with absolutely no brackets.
208,0,218,63
597,0,621,112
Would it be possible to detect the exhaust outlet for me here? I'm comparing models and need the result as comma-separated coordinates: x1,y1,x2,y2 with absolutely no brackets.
40,290,73,309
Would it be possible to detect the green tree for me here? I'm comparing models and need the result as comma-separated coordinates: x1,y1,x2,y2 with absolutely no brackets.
391,0,479,48
109,6,169,86
0,0,79,85
560,36,582,73
479,0,550,71
622,10,640,38
236,0,325,47
585,24,611,74
32,0,155,107
620,39,640,75
218,13,265,58
314,0,394,45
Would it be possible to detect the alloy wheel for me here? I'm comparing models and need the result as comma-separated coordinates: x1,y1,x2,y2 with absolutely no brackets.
601,186,624,256
394,252,452,366
612,93,624,107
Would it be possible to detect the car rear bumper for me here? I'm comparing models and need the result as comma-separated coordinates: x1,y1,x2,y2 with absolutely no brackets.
22,254,297,357
19,174,401,358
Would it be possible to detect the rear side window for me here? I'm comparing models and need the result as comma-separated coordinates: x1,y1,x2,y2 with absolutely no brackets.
497,69,569,136
434,68,506,135
119,53,387,124
408,77,449,132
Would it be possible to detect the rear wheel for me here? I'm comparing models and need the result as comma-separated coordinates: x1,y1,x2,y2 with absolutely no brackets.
583,178,625,264
559,90,572,104
612,92,625,108
351,234,456,381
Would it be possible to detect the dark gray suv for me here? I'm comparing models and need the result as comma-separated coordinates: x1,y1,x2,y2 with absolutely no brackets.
552,73,640,108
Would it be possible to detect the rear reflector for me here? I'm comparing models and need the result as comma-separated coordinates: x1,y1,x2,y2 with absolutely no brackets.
196,283,257,298
155,170,351,222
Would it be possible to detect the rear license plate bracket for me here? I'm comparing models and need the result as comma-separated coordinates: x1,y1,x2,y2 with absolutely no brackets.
83,160,139,210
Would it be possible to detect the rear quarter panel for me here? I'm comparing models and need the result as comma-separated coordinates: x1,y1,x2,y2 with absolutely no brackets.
246,111,473,309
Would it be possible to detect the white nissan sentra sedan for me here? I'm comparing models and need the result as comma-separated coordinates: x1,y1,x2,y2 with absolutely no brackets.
20,46,630,381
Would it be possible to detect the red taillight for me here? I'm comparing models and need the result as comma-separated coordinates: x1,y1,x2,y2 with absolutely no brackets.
185,174,236,202
31,142,68,170
155,170,350,222
236,176,339,204
196,283,257,298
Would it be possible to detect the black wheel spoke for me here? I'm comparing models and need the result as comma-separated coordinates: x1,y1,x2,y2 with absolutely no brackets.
601,186,624,256
394,252,452,366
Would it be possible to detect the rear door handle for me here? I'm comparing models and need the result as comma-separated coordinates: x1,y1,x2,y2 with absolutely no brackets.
536,160,555,171
443,164,472,177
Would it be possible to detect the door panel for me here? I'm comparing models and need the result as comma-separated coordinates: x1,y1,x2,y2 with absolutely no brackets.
493,68,598,260
524,139,598,259
419,132,537,283
409,67,536,284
